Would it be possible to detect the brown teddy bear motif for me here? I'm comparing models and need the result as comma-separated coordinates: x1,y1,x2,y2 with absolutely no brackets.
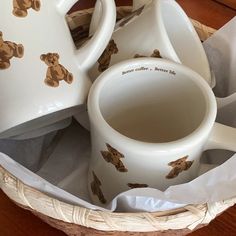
97,39,118,72
127,183,149,189
101,143,128,172
13,0,41,18
40,53,73,87
134,49,162,59
90,171,107,204
119,5,145,27
0,31,24,70
166,156,193,179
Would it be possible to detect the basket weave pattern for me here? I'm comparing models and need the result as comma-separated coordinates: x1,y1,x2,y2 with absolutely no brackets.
1,165,236,234
0,7,235,236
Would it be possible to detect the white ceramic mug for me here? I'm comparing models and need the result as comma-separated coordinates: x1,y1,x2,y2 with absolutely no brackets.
0,0,116,138
132,0,152,11
89,0,212,86
87,58,236,206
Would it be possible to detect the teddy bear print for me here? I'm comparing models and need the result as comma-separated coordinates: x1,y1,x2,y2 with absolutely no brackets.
101,143,128,172
13,0,41,18
0,31,24,70
119,5,145,28
90,171,107,204
166,156,193,179
134,49,162,59
97,39,118,72
40,53,73,87
127,183,148,189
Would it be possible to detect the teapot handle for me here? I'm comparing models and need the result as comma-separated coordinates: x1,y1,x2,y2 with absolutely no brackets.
57,0,116,71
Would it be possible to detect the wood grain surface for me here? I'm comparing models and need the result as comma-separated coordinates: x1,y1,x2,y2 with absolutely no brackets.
177,0,236,29
1,0,236,236
214,0,236,10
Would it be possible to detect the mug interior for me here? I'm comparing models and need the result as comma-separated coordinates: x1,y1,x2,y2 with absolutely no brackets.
98,60,208,143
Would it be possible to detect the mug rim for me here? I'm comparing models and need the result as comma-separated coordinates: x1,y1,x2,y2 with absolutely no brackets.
88,58,217,152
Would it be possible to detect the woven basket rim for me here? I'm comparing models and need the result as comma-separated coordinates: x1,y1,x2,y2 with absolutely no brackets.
1,164,186,216
1,162,236,233
1,8,233,234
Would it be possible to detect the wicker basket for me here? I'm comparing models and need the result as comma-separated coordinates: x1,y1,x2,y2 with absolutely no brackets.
1,7,234,236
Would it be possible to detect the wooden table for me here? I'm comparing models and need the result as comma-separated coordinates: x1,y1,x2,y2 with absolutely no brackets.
1,0,236,235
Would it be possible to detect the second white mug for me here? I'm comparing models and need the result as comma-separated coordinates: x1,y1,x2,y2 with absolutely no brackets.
89,0,212,86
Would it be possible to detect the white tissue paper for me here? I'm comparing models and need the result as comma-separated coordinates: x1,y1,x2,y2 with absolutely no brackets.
1,17,236,213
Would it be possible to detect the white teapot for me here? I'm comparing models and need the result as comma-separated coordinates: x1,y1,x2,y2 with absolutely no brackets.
0,0,116,138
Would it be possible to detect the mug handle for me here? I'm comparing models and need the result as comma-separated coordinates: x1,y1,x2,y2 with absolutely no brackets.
204,122,236,152
57,0,116,71
216,93,236,109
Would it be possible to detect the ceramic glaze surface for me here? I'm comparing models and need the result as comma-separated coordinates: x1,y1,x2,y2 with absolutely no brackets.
89,0,211,86
0,0,116,138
